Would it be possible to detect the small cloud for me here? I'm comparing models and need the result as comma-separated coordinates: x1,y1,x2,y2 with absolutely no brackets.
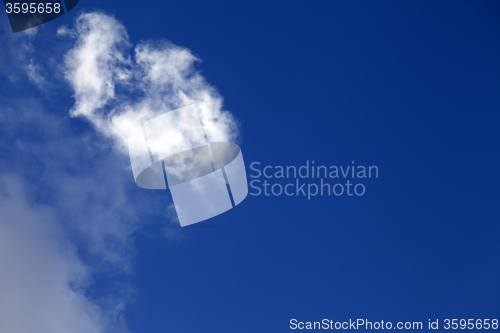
26,59,46,86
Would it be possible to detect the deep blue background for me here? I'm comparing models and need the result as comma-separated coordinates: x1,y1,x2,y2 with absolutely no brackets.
6,1,500,332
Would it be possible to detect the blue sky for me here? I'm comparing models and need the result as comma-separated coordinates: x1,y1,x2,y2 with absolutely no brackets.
0,1,499,332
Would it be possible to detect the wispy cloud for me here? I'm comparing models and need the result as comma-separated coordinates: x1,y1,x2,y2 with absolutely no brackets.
0,19,48,87
59,12,239,155
0,175,128,333
0,92,138,332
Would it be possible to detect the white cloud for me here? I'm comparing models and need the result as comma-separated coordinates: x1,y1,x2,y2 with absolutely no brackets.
58,12,131,121
60,12,239,157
